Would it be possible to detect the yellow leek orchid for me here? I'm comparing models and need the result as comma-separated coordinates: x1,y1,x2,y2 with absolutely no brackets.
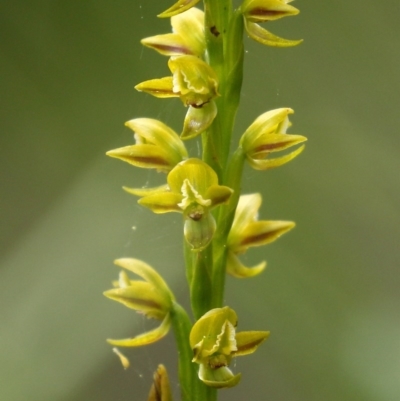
240,107,307,170
241,0,302,47
135,56,219,139
190,307,269,388
137,158,233,251
104,258,174,347
142,8,205,58
227,193,295,278
106,118,188,173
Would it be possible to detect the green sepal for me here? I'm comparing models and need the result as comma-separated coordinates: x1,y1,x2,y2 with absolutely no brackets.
181,101,218,140
106,144,173,171
247,144,305,170
158,0,201,18
103,281,168,320
123,184,169,198
135,77,177,98
113,258,174,303
251,133,307,159
244,19,303,47
138,192,183,213
235,220,295,253
234,331,270,356
241,0,299,23
226,251,266,278
107,314,171,347
198,365,241,388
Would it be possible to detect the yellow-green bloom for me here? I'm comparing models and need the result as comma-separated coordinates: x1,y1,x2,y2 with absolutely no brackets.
106,118,188,172
241,0,302,47
240,107,307,170
142,8,205,58
158,0,201,18
190,307,269,388
104,258,174,347
227,193,295,278
137,158,233,251
135,56,219,139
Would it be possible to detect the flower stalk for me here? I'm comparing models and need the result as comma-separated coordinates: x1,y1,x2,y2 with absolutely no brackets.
104,0,306,400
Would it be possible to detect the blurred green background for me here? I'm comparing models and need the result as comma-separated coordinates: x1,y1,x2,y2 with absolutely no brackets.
1,1,399,400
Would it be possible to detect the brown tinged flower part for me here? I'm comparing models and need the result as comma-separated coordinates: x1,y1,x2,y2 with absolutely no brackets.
158,0,201,18
142,8,205,58
241,0,303,47
135,56,219,139
227,193,295,278
147,365,173,401
104,258,174,347
190,307,269,388
240,108,307,170
106,118,188,173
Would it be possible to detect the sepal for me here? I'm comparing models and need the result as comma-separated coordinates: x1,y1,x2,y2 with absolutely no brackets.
158,0,201,18
147,365,173,401
241,0,299,22
226,252,266,278
142,8,205,57
244,20,303,47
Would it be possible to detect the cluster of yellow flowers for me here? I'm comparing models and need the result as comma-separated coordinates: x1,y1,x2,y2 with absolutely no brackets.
104,0,305,398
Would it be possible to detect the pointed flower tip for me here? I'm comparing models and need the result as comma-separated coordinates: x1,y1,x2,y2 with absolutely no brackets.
157,0,201,18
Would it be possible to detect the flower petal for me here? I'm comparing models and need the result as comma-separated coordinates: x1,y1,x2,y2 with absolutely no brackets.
103,281,167,320
241,0,299,23
230,193,262,239
234,331,270,356
205,185,234,208
226,251,266,278
123,184,169,198
181,101,218,140
113,258,174,302
107,314,171,347
168,158,219,195
184,211,216,251
251,133,307,159
247,143,305,170
141,33,192,56
138,192,183,213
158,0,201,18
147,365,173,401
198,365,241,388
235,220,295,252
244,20,303,47
106,144,174,170
135,77,177,98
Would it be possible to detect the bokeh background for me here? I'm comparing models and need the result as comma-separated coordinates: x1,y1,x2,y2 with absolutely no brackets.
1,1,399,400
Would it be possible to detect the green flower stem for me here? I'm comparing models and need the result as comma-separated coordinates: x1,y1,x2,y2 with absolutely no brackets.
211,148,246,308
170,302,197,401
185,240,214,320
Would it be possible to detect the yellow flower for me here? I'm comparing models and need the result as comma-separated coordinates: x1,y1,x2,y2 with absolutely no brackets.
106,118,188,172
158,0,201,18
190,307,269,388
227,193,295,278
137,158,233,251
240,107,307,170
135,56,219,139
104,258,174,347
